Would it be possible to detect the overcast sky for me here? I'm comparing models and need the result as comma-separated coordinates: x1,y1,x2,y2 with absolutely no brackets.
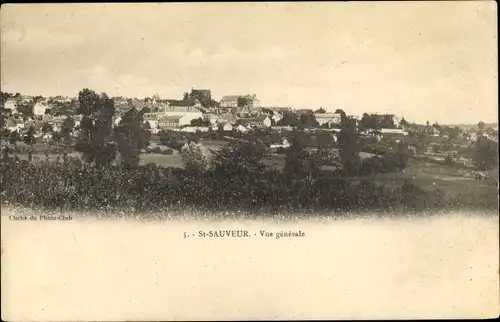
1,2,497,124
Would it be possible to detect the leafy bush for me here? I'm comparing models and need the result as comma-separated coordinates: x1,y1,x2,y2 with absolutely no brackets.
444,155,454,166
180,142,211,174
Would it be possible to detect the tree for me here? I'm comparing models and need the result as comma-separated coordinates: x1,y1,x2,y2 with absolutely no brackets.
315,107,326,113
212,140,267,178
335,109,348,127
159,129,183,150
75,89,116,168
181,141,211,174
299,113,319,128
190,89,212,109
478,121,485,135
357,121,366,133
400,117,407,128
0,112,6,129
52,131,62,153
320,122,331,129
23,126,36,162
190,117,211,127
114,107,150,168
473,136,498,170
276,111,300,127
360,113,377,129
284,129,318,177
390,140,411,171
8,130,20,160
316,130,333,150
0,91,12,105
61,116,75,163
237,96,249,108
337,118,361,174
41,122,53,134
16,101,34,118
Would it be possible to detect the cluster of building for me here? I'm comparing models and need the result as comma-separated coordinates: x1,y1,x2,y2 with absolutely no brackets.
2,89,496,144
0,88,409,139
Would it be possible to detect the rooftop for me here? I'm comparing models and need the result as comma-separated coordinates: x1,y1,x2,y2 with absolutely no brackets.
159,115,184,122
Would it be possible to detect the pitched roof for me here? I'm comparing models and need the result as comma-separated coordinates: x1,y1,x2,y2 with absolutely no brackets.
162,105,201,113
314,113,341,119
159,99,196,107
221,95,244,101
238,116,268,125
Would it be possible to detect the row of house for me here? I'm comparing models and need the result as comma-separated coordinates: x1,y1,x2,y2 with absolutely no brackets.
3,99,50,116
2,90,420,138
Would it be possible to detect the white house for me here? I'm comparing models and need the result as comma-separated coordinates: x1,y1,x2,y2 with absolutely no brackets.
430,127,440,137
158,115,192,129
33,101,48,116
143,101,203,130
314,113,342,126
3,99,17,113
223,123,233,131
160,102,203,125
6,118,24,133
271,112,283,124
380,128,408,136
143,112,160,129
220,94,260,109
179,126,210,133
236,124,248,133
239,115,272,129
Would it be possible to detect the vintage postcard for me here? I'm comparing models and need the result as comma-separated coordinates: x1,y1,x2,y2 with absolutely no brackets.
1,2,498,321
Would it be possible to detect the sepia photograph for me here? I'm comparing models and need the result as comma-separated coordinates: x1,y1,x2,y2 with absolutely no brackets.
1,2,499,321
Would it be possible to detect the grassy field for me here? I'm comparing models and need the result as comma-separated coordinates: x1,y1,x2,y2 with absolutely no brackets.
140,153,183,167
364,160,498,203
198,139,229,151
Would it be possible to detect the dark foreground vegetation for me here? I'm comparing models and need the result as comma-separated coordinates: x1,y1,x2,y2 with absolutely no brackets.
1,156,497,216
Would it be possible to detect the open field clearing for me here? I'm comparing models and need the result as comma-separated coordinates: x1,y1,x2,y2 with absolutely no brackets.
2,208,498,320
140,153,183,167
371,161,498,195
